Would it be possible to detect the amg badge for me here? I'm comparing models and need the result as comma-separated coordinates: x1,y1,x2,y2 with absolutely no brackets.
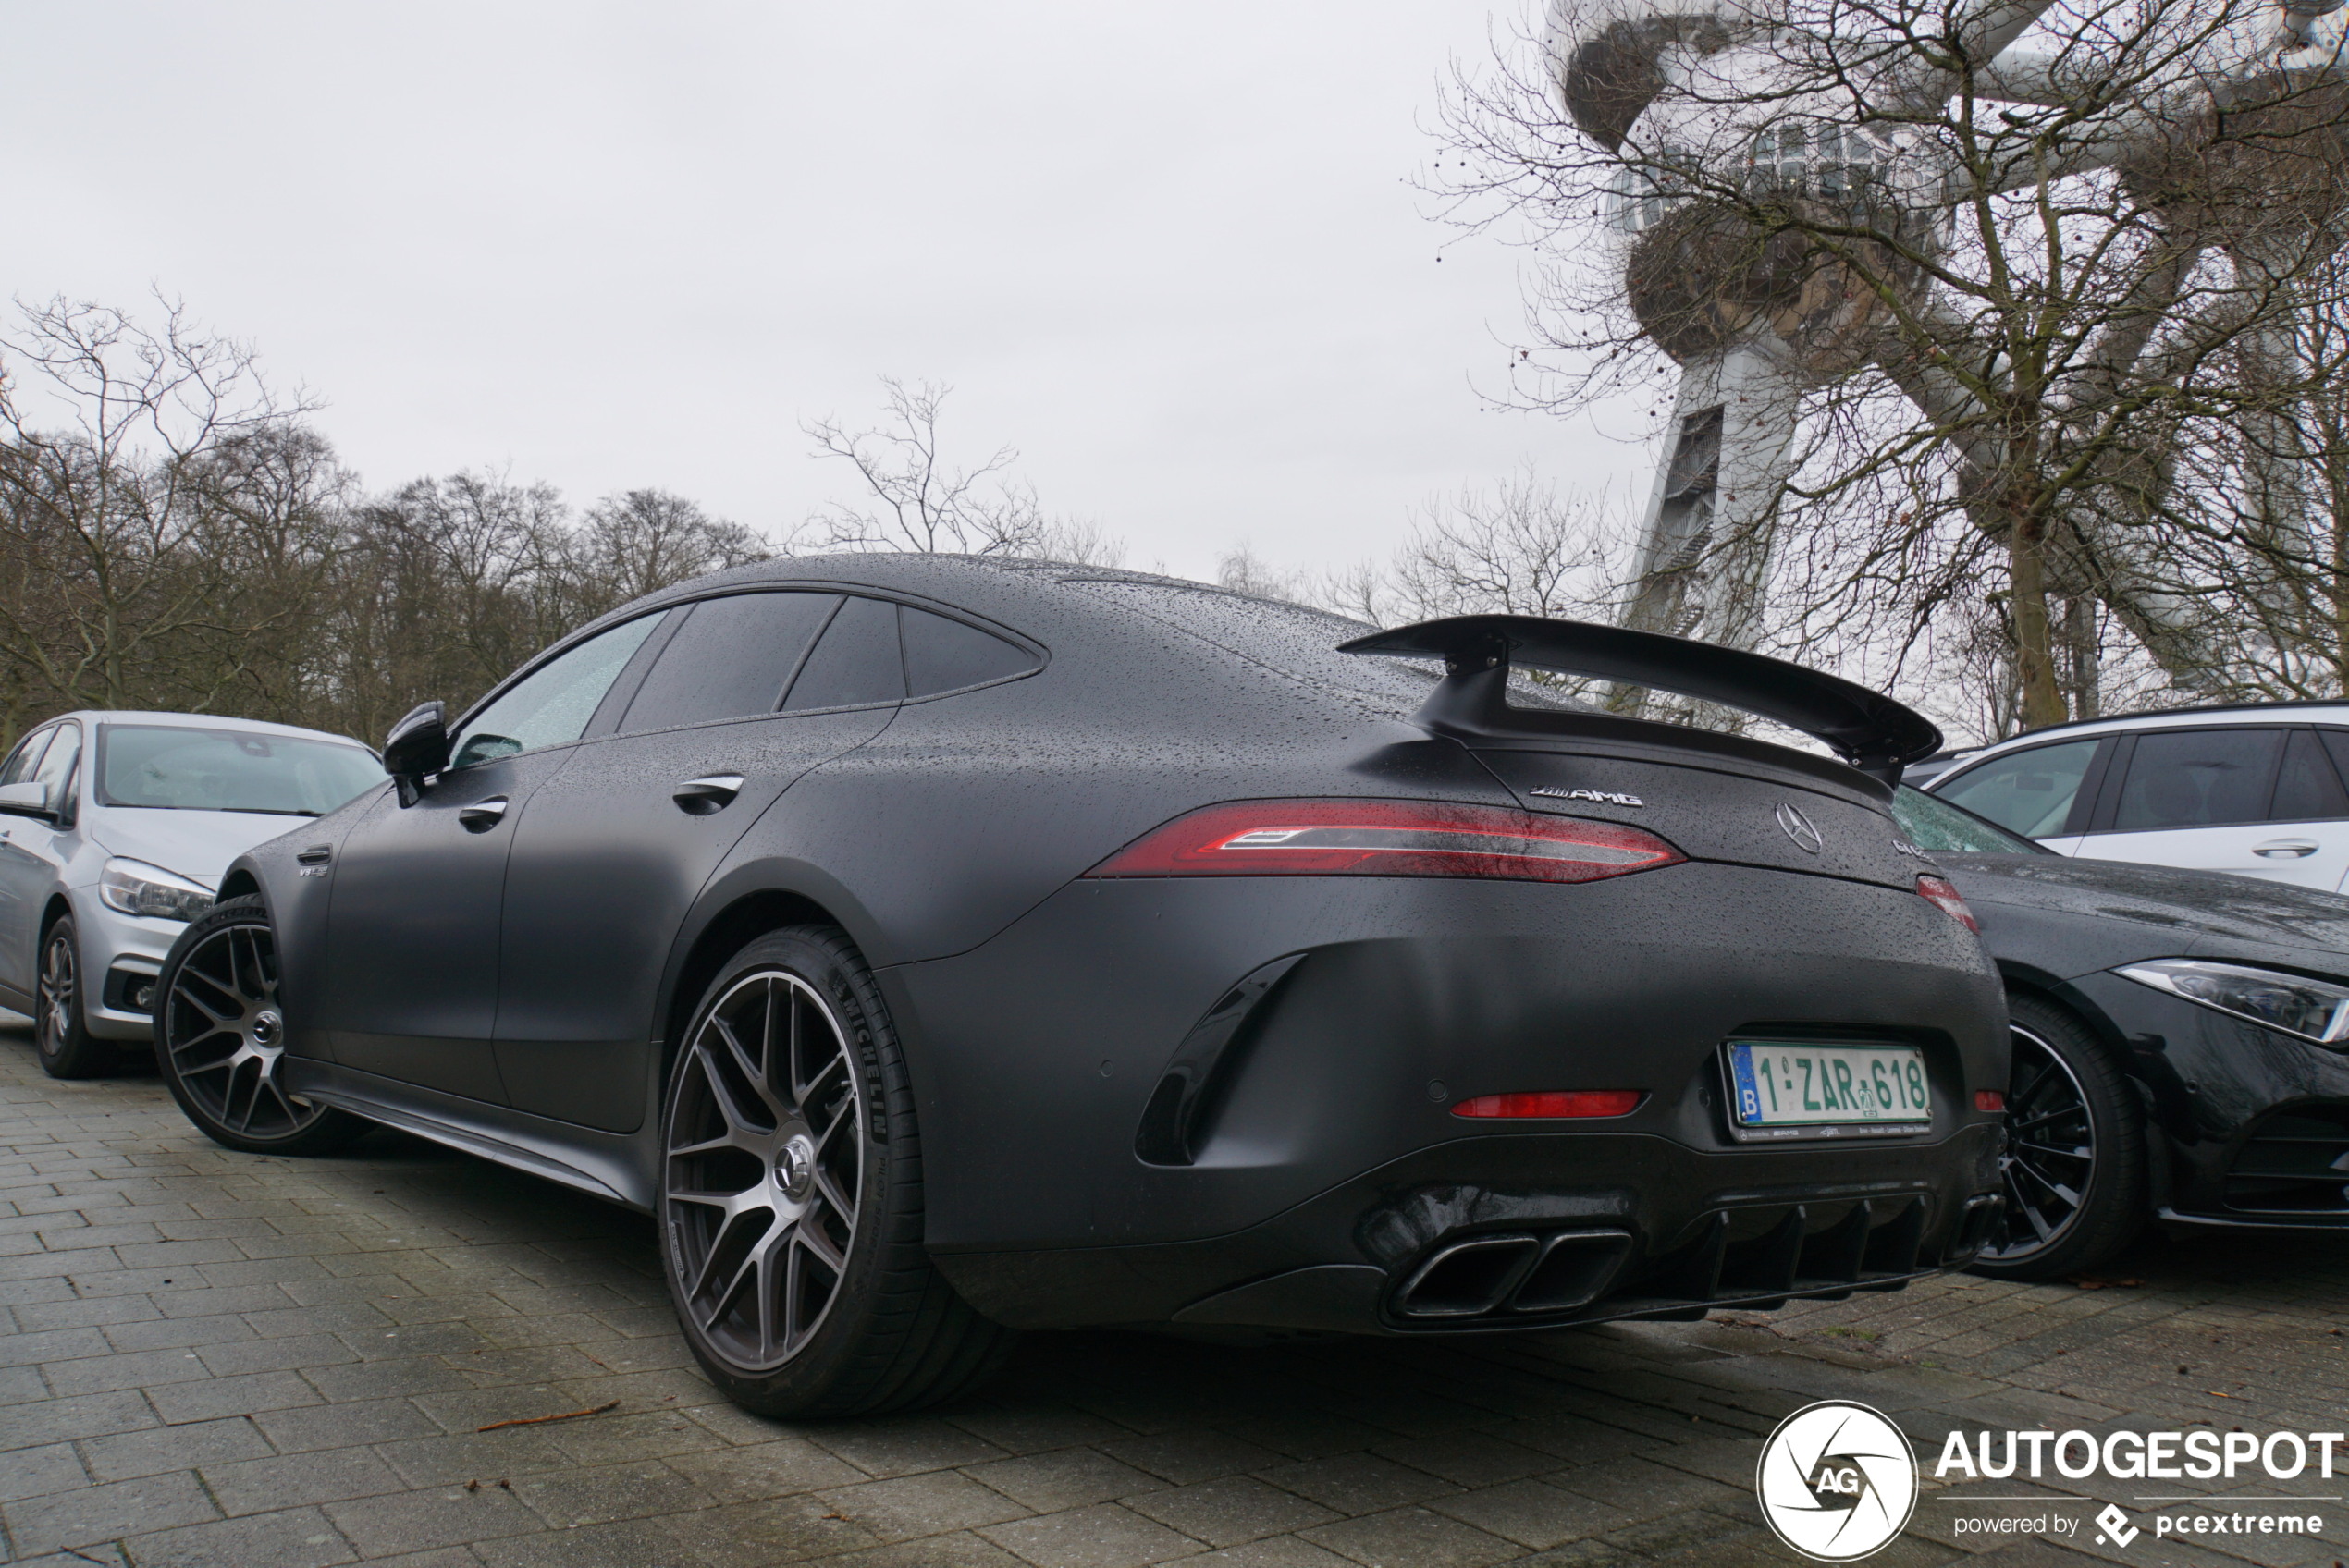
1529,787,1645,808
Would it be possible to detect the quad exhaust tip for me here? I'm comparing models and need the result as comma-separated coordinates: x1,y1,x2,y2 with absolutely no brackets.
1395,1229,1634,1318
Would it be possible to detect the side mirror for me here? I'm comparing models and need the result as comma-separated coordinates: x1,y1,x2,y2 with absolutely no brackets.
382,701,450,806
0,780,49,818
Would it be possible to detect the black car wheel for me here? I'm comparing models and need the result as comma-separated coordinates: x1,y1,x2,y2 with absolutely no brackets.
154,897,370,1156
1970,992,2146,1280
33,915,112,1079
659,925,1015,1417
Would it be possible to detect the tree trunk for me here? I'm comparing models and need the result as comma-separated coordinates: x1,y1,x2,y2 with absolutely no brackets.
2007,517,2068,729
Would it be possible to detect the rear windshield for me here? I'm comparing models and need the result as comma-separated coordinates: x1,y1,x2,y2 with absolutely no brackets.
1891,784,2047,854
1062,579,1442,712
99,726,382,816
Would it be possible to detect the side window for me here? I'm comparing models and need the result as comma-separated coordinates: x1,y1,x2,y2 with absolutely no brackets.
451,613,666,769
0,728,53,786
781,596,904,712
2109,729,2284,833
902,606,1038,698
1934,739,2101,839
2272,731,2349,823
32,724,80,814
620,593,841,733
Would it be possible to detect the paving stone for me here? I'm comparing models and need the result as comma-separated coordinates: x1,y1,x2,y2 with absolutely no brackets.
1103,1431,1289,1486
1,1468,219,1555
0,1440,89,1502
810,1415,1015,1476
964,1446,1171,1511
114,1503,358,1568
0,1388,158,1449
200,1445,414,1515
321,1483,544,1556
1426,1476,1639,1550
1125,1474,1344,1547
662,1435,869,1500
80,1413,271,1480
504,1458,715,1528
1299,1503,1523,1568
253,1393,439,1451
818,1468,1037,1540
1254,1452,1463,1513
977,1501,1205,1568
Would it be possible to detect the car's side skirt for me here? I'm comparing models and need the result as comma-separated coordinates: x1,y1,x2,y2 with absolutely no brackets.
282,1060,657,1211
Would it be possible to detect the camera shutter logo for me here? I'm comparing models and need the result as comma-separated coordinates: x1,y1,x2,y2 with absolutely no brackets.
1755,1400,1918,1560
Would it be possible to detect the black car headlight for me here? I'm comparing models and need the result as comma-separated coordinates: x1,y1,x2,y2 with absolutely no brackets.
2116,958,2349,1046
98,858,216,923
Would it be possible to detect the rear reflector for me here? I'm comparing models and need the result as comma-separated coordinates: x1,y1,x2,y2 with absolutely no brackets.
1916,875,1980,932
1452,1090,1643,1119
1974,1090,2006,1113
1084,800,1685,883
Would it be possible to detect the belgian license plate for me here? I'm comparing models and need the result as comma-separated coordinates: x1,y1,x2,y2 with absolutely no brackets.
1723,1042,1933,1140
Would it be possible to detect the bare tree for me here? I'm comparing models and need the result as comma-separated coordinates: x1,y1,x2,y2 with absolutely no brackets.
0,295,325,736
570,488,768,611
1435,0,2349,733
799,378,1124,564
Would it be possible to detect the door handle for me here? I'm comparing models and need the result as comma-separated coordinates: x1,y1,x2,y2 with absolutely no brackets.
458,797,510,833
2253,839,2319,859
673,775,745,816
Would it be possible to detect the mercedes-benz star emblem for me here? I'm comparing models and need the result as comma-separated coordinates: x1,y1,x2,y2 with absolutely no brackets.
1775,802,1826,853
1754,1400,1917,1561
777,1134,816,1201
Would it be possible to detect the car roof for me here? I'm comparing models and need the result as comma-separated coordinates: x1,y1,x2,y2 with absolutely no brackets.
44,711,373,750
1955,701,2349,758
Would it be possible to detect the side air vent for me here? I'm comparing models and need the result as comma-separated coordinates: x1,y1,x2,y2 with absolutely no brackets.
2225,1107,2349,1213
1133,953,1306,1166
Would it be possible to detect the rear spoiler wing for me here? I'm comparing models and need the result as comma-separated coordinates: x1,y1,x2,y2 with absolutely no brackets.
1336,615,1941,785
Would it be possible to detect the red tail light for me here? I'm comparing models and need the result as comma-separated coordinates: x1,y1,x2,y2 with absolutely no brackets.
1974,1090,2006,1113
1084,800,1685,884
1916,875,1980,932
1453,1090,1643,1119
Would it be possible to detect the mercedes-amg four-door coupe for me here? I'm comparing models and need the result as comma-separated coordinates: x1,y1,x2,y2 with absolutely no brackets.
154,556,2009,1416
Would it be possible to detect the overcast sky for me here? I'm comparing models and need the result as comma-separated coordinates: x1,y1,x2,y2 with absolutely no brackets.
0,2,1648,582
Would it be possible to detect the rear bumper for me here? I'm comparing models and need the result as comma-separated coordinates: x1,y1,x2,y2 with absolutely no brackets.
888,863,2008,1329
933,1123,2003,1331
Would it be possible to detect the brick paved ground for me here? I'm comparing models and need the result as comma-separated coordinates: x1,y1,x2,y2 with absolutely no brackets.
6,1023,2346,1568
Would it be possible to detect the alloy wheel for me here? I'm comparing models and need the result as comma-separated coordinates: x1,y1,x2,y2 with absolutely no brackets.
36,928,77,1057
664,970,864,1373
1981,1023,2093,1261
162,921,321,1139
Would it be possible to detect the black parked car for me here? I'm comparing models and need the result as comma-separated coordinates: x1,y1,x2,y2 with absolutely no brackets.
1891,785,2349,1278
154,557,2007,1416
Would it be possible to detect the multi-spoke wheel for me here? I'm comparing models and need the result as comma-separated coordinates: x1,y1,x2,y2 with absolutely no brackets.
658,925,1015,1417
1969,993,2145,1280
153,896,369,1156
33,916,112,1079
665,969,864,1371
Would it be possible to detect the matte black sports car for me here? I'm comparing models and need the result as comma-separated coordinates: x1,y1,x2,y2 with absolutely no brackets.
1891,785,2349,1278
154,557,2008,1417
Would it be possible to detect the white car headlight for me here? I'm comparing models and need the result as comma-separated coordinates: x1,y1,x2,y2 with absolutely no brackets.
99,858,216,923
2116,959,2349,1046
